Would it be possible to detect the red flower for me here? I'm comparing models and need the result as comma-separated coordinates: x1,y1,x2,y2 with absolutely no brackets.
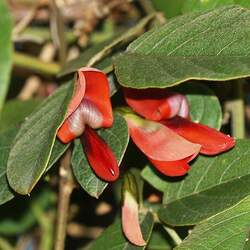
57,68,119,182
123,88,235,177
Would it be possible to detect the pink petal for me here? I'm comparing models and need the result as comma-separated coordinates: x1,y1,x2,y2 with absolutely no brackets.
122,193,146,246
162,116,236,155
81,126,119,182
125,114,201,161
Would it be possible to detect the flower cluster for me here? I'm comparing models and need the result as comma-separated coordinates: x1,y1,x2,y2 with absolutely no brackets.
57,68,235,181
123,87,235,177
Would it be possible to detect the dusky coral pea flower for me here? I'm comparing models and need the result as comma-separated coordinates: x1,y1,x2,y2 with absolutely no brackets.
57,67,119,182
123,87,235,177
122,172,146,246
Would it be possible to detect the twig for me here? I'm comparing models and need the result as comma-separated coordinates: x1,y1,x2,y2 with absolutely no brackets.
138,0,155,14
13,51,60,75
163,225,182,246
54,150,75,250
50,0,67,66
12,4,38,37
86,13,156,67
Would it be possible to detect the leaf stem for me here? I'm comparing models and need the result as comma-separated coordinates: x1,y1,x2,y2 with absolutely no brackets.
13,51,60,75
54,150,75,250
163,225,182,246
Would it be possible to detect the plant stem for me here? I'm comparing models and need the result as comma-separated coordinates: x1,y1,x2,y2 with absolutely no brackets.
13,51,60,75
163,225,182,246
54,150,74,250
0,238,14,250
138,0,155,14
86,13,155,67
32,202,55,250
225,80,245,138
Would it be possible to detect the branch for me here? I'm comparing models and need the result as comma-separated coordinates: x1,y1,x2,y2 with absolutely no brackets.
54,150,75,250
13,51,60,75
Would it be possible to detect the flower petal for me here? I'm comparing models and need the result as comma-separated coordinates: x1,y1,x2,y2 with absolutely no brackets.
162,116,236,155
122,172,145,246
82,68,113,127
125,114,201,161
81,126,119,182
122,193,146,246
57,67,113,143
124,88,189,121
149,154,196,177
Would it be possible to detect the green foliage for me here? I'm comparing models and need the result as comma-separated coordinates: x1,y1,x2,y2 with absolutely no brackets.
142,139,250,225
7,83,74,195
71,113,129,198
182,0,250,14
152,0,184,18
0,187,55,235
0,128,17,205
2,2,250,249
152,0,250,18
0,99,41,133
114,6,250,89
147,225,172,250
0,0,12,112
89,212,154,250
176,196,250,249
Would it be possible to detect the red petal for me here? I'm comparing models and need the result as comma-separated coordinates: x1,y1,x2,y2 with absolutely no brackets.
126,114,200,161
124,88,189,121
65,68,87,118
122,194,146,246
57,68,113,143
81,126,119,182
82,68,113,127
149,154,196,177
57,119,78,144
162,116,236,155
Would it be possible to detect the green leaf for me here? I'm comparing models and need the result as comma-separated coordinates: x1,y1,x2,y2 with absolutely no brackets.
0,99,41,133
72,113,129,198
114,6,250,89
176,82,222,129
0,132,69,206
59,14,155,77
141,139,250,225
141,167,169,195
89,212,154,250
182,0,250,14
46,139,70,172
152,0,184,18
147,225,172,250
7,83,74,195
0,0,12,111
0,128,17,205
176,196,250,250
